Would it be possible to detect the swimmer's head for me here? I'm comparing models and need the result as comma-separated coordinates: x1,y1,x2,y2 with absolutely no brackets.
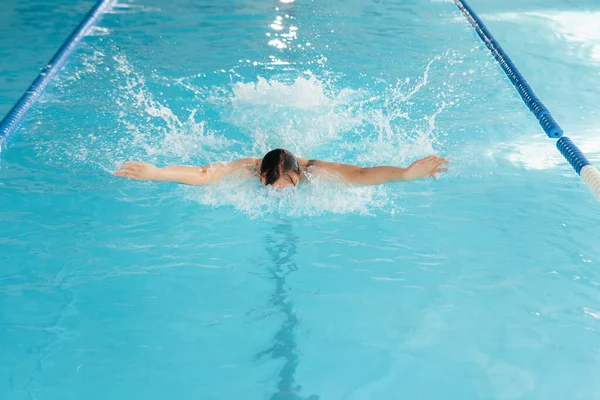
260,149,301,189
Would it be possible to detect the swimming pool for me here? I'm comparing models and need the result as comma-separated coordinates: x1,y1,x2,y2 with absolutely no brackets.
2,0,600,398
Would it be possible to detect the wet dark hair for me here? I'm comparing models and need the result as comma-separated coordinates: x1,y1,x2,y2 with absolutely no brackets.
260,148,301,186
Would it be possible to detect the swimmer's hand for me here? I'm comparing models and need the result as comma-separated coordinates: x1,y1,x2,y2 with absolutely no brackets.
114,162,161,181
114,158,260,185
404,155,449,180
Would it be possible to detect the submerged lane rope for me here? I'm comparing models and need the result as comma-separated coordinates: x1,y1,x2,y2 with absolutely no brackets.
0,0,115,149
454,0,600,201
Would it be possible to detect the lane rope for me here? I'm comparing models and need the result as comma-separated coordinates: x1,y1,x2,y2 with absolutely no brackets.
0,0,115,149
454,0,599,201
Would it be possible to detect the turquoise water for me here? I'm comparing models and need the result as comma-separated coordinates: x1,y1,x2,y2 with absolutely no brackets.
2,0,600,398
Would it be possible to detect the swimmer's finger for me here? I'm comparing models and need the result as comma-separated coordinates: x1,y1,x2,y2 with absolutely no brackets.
114,170,134,177
114,170,140,179
121,162,148,172
116,165,136,173
118,163,137,171
435,167,449,173
432,172,439,179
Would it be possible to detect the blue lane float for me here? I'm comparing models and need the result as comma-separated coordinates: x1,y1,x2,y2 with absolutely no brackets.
453,0,563,139
556,137,590,175
454,0,600,201
0,0,115,147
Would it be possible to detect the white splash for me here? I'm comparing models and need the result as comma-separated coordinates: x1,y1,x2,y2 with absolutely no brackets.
215,72,363,157
111,54,233,164
216,53,456,167
230,74,349,109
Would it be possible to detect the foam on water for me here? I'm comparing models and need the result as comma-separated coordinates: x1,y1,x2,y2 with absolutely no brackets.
183,173,396,219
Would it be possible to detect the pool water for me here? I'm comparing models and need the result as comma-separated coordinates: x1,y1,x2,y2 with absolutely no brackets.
1,0,600,399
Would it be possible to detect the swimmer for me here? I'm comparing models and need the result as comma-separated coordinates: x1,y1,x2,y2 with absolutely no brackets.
114,149,449,188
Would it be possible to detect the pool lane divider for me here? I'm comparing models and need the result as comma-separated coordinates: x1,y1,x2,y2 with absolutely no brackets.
454,0,600,201
0,0,115,149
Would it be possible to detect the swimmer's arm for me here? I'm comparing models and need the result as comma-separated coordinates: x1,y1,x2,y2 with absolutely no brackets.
298,156,449,185
114,158,260,185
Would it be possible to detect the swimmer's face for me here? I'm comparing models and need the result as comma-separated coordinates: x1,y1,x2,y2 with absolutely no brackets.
260,171,300,189
259,148,302,190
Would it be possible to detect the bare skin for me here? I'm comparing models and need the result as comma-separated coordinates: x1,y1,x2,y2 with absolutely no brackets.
114,155,449,188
